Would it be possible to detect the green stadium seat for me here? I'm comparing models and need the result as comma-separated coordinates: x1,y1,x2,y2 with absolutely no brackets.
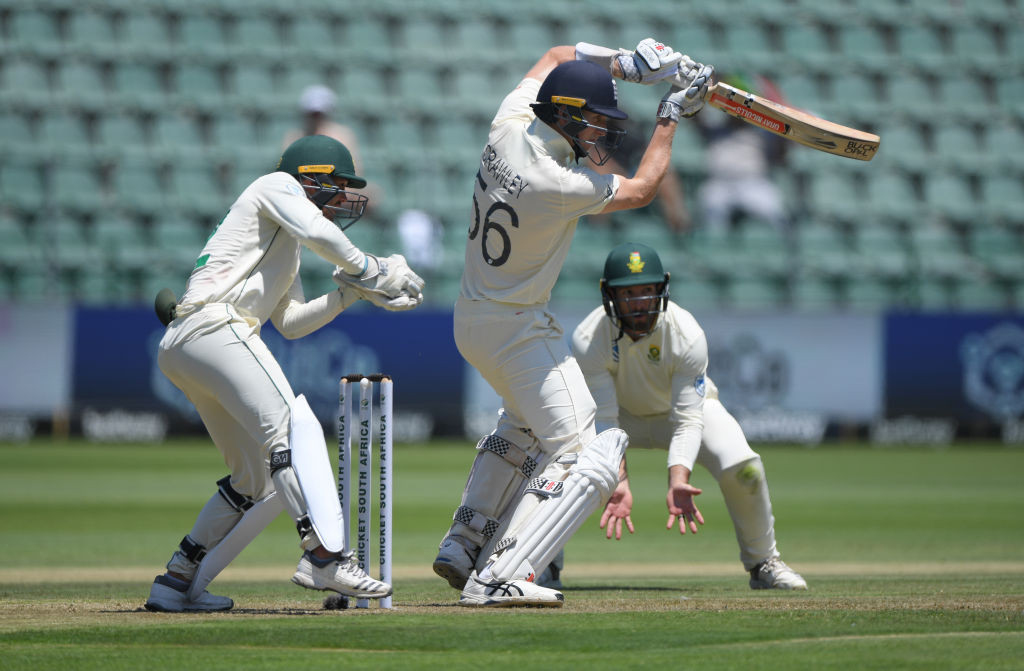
52,61,108,111
50,160,108,213
151,220,208,270
65,9,117,54
112,156,166,214
827,72,881,118
795,222,854,280
724,277,788,311
288,16,337,48
985,121,1024,170
967,227,1024,282
954,277,1009,311
923,171,977,225
7,9,61,50
112,62,166,110
949,23,1003,70
846,275,897,311
719,24,774,71
94,112,149,159
1,58,51,106
173,63,223,104
120,11,172,48
234,15,283,53
791,274,840,311
851,224,911,281
98,218,153,272
864,169,919,222
980,174,1024,228
670,273,723,312
0,163,44,212
151,114,205,155
908,224,977,281
50,220,103,271
0,215,44,269
834,21,891,73
780,22,832,60
895,24,945,70
806,171,864,223
931,125,985,173
0,113,35,156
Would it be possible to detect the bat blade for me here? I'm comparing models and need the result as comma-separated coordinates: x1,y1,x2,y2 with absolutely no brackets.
704,82,880,161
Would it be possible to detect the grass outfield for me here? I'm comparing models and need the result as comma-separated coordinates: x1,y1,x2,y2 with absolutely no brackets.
1,438,1022,669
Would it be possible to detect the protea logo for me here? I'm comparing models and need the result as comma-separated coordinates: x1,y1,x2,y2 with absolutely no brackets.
627,252,644,274
961,322,1024,420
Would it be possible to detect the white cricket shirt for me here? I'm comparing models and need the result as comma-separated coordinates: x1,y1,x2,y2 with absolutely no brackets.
178,172,365,327
572,302,709,468
460,78,619,306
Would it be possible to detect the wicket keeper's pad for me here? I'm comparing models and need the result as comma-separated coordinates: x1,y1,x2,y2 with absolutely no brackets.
487,429,628,581
272,394,346,552
187,491,284,601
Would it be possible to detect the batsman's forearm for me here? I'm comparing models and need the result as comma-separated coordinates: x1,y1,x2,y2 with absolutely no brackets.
632,120,677,204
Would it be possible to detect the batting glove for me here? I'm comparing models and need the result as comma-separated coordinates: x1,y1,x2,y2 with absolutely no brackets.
617,38,683,84
657,58,714,121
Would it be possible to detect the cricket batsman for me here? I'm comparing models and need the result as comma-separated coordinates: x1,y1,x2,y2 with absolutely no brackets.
431,39,715,606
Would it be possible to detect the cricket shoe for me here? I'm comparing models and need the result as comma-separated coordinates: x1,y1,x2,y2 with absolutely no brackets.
432,534,478,590
291,550,392,599
749,557,808,590
144,574,233,613
458,572,564,608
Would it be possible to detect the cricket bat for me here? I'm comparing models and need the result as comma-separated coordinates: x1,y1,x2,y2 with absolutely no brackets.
704,81,880,161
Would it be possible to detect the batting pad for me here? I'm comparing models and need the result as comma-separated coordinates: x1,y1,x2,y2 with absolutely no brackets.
187,491,283,601
486,429,628,581
286,394,346,552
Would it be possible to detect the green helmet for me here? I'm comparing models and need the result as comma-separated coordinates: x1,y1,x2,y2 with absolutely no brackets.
277,135,368,229
600,242,671,338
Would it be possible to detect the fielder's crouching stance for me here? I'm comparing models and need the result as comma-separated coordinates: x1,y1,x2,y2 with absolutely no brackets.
145,135,423,612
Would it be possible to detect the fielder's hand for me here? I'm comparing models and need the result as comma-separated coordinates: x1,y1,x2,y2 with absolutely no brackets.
666,481,705,535
599,479,635,540
338,253,424,299
617,38,683,84
333,258,424,312
657,57,714,121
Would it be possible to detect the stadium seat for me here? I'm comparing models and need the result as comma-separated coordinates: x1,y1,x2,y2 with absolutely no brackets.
967,227,1024,282
980,174,1024,228
791,274,841,311
65,9,117,55
949,23,1003,70
864,169,919,223
931,125,985,173
834,21,891,73
922,171,977,225
850,224,911,281
233,15,283,54
120,11,172,49
173,63,224,106
795,222,854,280
846,275,898,311
954,277,1009,311
50,160,108,214
907,224,977,281
94,112,149,159
894,24,945,70
112,62,166,110
723,277,788,311
0,215,43,269
6,9,61,51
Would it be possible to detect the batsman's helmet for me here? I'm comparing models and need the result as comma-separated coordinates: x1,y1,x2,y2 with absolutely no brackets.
277,134,368,229
600,242,670,338
531,60,627,165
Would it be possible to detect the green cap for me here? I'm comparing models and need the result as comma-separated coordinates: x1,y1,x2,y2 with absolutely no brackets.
277,134,367,188
602,242,666,287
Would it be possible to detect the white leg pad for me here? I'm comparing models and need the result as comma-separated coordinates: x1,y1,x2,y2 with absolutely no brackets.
448,428,545,549
485,429,628,581
186,491,284,601
272,394,346,552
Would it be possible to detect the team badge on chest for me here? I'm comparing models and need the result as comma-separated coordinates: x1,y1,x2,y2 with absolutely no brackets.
647,345,660,362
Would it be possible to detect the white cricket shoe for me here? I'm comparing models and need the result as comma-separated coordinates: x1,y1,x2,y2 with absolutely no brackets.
432,535,478,590
749,557,808,590
144,574,233,613
458,572,564,608
291,550,392,599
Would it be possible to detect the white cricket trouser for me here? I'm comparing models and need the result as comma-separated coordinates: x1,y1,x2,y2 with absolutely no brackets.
158,303,295,576
454,297,597,461
619,397,780,569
